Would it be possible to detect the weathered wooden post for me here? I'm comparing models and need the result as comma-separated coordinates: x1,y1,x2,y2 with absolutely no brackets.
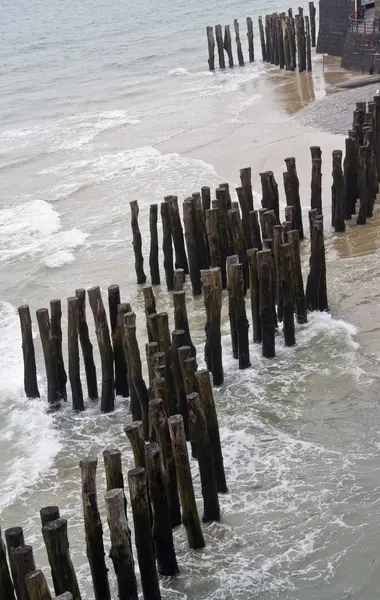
146,341,158,390
332,150,346,232
277,16,285,68
108,285,129,398
344,136,358,219
295,13,306,72
283,17,291,70
201,186,211,217
192,192,210,270
75,289,98,400
183,199,201,296
160,201,174,291
166,195,189,274
309,1,316,47
205,208,221,269
171,329,190,436
130,200,146,284
124,421,146,468
357,146,369,225
25,570,52,600
284,157,304,239
149,204,160,285
5,526,24,593
187,392,220,522
42,519,81,600
247,17,254,62
55,594,73,599
257,249,275,357
247,248,262,343
280,243,295,346
40,506,60,527
206,26,215,71
258,16,267,60
260,171,279,221
0,527,14,600
11,545,36,600
67,296,84,411
306,219,328,311
230,263,250,369
79,458,110,600
249,210,262,250
215,24,225,69
228,208,248,291
128,468,162,600
287,230,307,323
310,156,322,214
224,25,234,67
50,299,67,401
364,127,376,218
287,15,296,71
124,316,150,439
105,489,138,600
36,308,59,406
88,286,114,412
272,224,283,322
145,443,180,575
305,15,312,71
18,305,40,399
201,268,224,386
173,291,195,356
173,268,184,291
265,15,272,63
168,415,205,548
226,255,239,359
234,19,244,66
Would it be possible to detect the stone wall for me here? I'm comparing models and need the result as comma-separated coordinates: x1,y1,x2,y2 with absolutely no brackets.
341,30,380,70
317,0,354,56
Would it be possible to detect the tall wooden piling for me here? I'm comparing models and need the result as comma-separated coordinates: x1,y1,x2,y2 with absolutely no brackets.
173,268,184,291
224,25,234,68
288,15,296,71
226,256,239,359
344,136,358,219
215,24,225,69
247,17,254,62
201,186,211,216
108,285,129,398
206,26,215,71
42,519,81,600
357,145,369,225
18,305,40,399
168,415,205,549
332,150,346,232
128,468,162,600
171,329,190,437
247,248,262,343
0,527,14,600
206,208,221,269
287,229,307,324
192,192,210,270
124,421,146,468
273,224,283,322
311,157,322,214
40,506,60,527
5,526,24,594
295,13,306,72
166,195,189,274
260,171,280,221
284,157,304,239
145,443,180,575
50,299,67,401
149,204,160,285
309,1,316,47
130,201,147,285
67,297,84,411
124,317,150,439
201,268,224,386
183,199,201,296
305,16,312,72
160,201,174,291
234,19,244,66
173,291,195,356
280,243,295,346
88,286,114,412
277,17,285,69
258,250,275,358
11,545,36,600
258,16,267,60
230,263,250,369
249,210,262,250
36,308,59,406
306,219,328,311
228,208,248,291
75,289,98,400
283,17,291,70
25,570,52,600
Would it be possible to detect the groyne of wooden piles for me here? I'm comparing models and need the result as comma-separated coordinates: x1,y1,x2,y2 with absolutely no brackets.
0,372,227,598
206,2,316,72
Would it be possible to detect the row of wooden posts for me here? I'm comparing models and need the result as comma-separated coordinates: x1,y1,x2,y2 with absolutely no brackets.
0,362,227,599
206,2,316,72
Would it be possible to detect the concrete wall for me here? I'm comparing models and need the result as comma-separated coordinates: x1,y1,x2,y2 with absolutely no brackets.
317,0,354,56
341,30,380,70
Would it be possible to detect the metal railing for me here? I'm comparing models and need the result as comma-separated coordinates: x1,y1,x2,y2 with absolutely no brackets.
348,8,378,35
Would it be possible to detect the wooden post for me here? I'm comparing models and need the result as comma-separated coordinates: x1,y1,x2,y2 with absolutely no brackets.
173,291,196,357
287,230,307,323
173,268,184,291
130,200,146,284
11,545,36,600
18,305,40,399
42,519,81,600
226,255,239,360
364,127,376,218
258,16,267,60
230,263,250,369
187,392,220,522
247,248,262,343
332,150,346,232
142,286,156,342
146,341,158,390
166,195,189,274
108,285,129,398
36,308,59,406
295,14,306,72
0,527,14,600
272,224,283,322
257,250,275,357
206,26,215,71
88,286,114,412
25,570,52,600
128,468,162,600
224,25,234,67
247,17,254,62
168,415,205,549
79,458,110,600
50,299,67,401
103,447,124,490
55,594,73,599
192,192,210,270
249,210,262,250
260,171,279,221
118,303,137,414
215,24,225,69
357,146,369,225
280,243,295,346
277,16,285,68
310,158,322,214
75,289,98,400
124,421,146,468
105,489,138,600
145,443,180,575
201,186,211,216
309,1,316,47
228,208,248,291
265,16,272,63
205,208,221,269
234,19,244,66
183,200,201,296
284,157,304,239
201,268,224,386
305,15,312,71
5,526,24,595
283,17,291,69
124,318,150,439
306,219,328,311
67,297,84,411
171,329,190,437
156,311,171,355
344,137,358,219
40,506,60,527
160,201,175,291
149,204,160,285
287,15,296,71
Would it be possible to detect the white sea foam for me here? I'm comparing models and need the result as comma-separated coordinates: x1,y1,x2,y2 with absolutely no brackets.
0,302,61,513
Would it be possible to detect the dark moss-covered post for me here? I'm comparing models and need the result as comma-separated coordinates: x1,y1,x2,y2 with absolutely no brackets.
260,171,279,221
128,468,162,600
246,17,254,62
287,15,296,71
5,526,24,594
230,263,250,369
166,195,189,274
224,25,234,68
75,289,98,400
344,137,358,219
332,150,346,232
280,243,295,346
173,291,195,357
187,392,220,522
36,308,59,406
249,210,262,250
25,570,52,600
257,249,275,358
149,204,160,285
201,268,224,386
306,219,328,311
357,145,369,225
174,268,184,291
183,199,201,295
234,19,244,66
311,157,322,214
50,299,67,401
124,317,150,439
287,229,307,324
206,26,215,71
11,545,36,600
228,208,248,291
18,305,40,399
88,286,114,412
258,16,267,60
130,200,146,284
67,297,84,411
105,489,138,600
108,285,129,398
145,443,179,575
215,24,225,69
0,527,14,600
168,415,205,548
40,506,60,527
284,157,304,239
247,248,262,343
205,208,221,269
160,201,174,291
79,458,110,600
309,1,316,46
295,13,306,72
42,519,81,600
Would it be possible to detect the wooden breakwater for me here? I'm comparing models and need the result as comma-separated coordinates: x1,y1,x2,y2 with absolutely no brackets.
206,2,316,72
0,376,227,599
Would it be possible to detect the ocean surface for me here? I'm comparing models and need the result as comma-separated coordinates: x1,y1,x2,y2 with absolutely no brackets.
2,0,380,598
